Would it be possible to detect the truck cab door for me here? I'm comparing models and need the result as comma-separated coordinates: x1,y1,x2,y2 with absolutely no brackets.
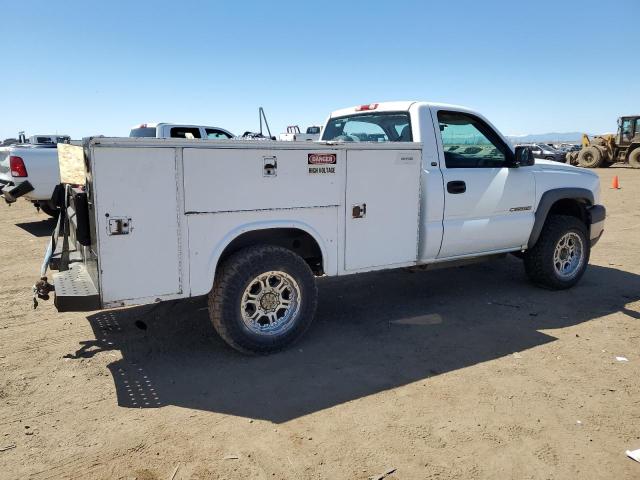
433,109,535,258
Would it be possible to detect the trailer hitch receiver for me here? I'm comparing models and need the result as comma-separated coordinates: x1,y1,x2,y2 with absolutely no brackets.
32,276,54,309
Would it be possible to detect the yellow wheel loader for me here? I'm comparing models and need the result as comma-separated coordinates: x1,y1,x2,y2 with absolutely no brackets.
567,116,640,168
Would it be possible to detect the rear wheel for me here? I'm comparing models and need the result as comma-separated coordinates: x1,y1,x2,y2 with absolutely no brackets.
629,148,640,169
524,215,590,290
578,146,603,168
208,245,318,354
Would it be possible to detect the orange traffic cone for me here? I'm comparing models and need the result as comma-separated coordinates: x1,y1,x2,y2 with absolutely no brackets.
611,175,620,189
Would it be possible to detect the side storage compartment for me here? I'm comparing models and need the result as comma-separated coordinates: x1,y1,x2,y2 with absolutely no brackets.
92,146,183,305
344,148,422,271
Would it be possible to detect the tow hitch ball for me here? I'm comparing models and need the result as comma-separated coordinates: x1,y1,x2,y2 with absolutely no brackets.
33,277,54,309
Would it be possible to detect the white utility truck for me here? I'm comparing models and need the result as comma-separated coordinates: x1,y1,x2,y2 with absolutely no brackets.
38,101,605,354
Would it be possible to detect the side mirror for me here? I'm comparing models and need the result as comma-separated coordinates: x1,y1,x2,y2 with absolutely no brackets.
512,146,535,167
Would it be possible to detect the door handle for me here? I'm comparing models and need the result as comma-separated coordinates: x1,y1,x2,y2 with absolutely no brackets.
447,180,466,194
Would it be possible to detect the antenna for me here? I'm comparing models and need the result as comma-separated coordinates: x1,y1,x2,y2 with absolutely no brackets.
259,107,273,139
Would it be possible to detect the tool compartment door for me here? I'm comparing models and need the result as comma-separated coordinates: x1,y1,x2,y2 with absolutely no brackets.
93,147,181,303
344,149,421,271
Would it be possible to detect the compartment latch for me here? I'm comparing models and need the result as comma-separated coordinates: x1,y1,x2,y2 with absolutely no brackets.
108,217,132,235
263,156,277,177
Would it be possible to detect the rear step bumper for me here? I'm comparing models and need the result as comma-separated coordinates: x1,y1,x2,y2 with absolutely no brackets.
53,262,100,312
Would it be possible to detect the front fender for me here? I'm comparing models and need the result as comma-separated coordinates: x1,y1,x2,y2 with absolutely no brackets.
527,188,594,248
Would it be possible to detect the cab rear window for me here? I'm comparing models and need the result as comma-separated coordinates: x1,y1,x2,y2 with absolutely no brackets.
321,112,412,142
129,127,157,138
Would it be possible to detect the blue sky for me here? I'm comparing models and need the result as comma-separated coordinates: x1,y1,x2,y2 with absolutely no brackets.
1,0,638,139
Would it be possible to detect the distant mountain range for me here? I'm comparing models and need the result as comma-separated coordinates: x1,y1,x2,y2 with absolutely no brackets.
507,132,585,143
507,132,582,143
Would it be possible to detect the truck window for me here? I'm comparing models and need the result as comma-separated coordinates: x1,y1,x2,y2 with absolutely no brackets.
170,127,202,139
205,128,232,139
437,111,509,168
322,113,412,142
130,127,157,137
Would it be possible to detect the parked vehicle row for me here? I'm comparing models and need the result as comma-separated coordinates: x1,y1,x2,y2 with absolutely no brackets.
35,101,605,355
528,143,567,162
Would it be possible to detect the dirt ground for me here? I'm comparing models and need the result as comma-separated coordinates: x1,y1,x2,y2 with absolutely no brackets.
1,168,639,480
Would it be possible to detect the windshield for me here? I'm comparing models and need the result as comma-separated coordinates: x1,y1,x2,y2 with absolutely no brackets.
321,112,412,142
130,127,157,138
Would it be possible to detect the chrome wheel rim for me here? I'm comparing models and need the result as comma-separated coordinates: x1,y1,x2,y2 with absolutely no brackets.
553,232,584,279
240,271,301,335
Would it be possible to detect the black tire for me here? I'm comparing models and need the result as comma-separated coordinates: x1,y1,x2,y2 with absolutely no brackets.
578,146,603,168
524,215,590,290
39,201,59,218
208,245,318,354
629,148,640,169
566,151,579,165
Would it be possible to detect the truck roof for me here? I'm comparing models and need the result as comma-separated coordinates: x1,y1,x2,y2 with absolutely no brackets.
328,101,475,118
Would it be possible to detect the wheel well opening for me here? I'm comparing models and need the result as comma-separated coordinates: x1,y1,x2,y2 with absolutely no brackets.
218,228,324,275
548,198,589,225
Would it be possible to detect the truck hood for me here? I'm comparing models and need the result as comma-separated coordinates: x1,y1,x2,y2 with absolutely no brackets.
533,159,601,205
534,159,598,177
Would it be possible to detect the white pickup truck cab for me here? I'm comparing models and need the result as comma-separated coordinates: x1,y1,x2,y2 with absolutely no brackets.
130,123,234,140
40,101,605,354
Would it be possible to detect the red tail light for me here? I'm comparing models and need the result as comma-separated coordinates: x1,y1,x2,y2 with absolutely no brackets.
9,156,28,177
356,103,378,111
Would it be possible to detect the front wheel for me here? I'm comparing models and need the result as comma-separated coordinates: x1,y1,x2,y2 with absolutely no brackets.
578,146,603,168
524,215,590,290
208,245,318,354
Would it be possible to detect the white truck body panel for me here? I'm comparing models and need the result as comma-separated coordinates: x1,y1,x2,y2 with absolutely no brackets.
344,149,421,270
46,101,604,324
86,139,423,306
186,206,339,297
91,147,182,303
182,147,343,212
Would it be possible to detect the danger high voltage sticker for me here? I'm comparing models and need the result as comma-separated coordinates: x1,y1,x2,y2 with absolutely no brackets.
308,153,336,174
